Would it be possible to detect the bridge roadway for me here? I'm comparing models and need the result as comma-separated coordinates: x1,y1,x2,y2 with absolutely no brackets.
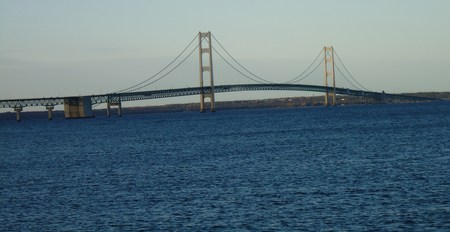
0,83,436,108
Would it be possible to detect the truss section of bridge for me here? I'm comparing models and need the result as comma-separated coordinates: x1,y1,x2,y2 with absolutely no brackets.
0,84,437,109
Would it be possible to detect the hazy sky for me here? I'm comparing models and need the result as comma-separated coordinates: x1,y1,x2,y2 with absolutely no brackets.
1,0,449,106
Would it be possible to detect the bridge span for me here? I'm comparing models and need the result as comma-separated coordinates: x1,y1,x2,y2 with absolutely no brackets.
0,83,437,121
0,32,441,121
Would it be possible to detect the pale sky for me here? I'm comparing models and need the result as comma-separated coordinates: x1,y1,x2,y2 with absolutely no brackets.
1,0,449,107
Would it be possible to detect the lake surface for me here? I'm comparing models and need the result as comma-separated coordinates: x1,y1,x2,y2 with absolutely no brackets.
1,102,449,231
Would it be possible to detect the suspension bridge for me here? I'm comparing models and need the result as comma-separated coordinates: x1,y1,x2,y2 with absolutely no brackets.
0,32,437,121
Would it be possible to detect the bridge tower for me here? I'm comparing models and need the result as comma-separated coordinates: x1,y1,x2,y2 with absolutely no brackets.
323,46,336,106
198,31,215,112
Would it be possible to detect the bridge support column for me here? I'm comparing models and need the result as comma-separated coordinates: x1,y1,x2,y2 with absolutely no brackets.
106,95,122,117
115,101,122,117
323,46,336,106
106,102,111,117
14,107,22,122
119,102,122,116
198,31,215,112
46,105,54,120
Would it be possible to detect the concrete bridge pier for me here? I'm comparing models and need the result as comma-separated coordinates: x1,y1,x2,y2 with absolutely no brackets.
63,97,94,119
106,102,111,117
110,102,122,117
46,105,54,120
14,107,22,121
106,96,122,117
117,102,122,117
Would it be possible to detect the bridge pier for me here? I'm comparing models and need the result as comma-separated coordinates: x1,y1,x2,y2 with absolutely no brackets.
106,96,122,117
46,105,54,120
109,102,122,117
63,97,94,119
14,107,22,121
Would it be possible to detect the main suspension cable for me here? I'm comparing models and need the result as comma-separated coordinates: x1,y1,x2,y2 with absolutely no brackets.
288,57,325,84
125,39,202,92
334,63,361,90
213,34,331,85
211,34,274,84
333,49,371,91
212,46,267,84
115,34,199,93
283,49,324,84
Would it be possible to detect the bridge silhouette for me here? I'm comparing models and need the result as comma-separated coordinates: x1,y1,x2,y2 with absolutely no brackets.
0,32,436,121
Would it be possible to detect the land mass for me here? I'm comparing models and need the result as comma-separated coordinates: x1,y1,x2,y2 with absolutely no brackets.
1,92,449,120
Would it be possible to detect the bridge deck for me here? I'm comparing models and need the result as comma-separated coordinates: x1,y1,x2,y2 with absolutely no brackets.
0,84,437,108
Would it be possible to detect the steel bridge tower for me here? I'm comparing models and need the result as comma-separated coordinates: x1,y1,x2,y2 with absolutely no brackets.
198,31,215,112
323,46,336,106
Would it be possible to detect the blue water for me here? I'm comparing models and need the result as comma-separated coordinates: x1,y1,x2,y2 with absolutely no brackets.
1,102,449,231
